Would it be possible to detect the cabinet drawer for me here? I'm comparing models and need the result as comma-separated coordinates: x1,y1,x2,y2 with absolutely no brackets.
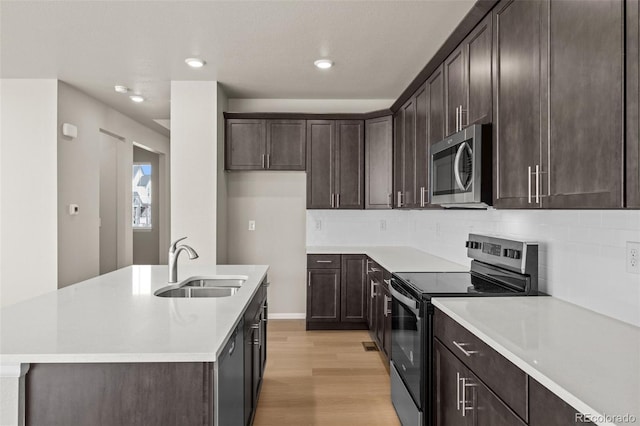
434,308,528,421
307,254,341,269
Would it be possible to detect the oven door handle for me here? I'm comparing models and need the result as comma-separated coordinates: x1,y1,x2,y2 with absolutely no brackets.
453,142,472,192
390,286,420,316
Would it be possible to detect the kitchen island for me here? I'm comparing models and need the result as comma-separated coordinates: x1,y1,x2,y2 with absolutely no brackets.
0,264,269,426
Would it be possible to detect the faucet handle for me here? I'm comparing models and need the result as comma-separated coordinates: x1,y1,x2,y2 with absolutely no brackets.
170,237,188,252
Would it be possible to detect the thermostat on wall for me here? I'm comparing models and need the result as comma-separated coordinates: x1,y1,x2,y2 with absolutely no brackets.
62,123,78,139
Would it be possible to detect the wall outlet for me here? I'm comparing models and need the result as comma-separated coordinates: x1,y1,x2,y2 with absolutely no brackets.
248,220,256,231
380,220,387,231
627,242,640,274
315,219,322,231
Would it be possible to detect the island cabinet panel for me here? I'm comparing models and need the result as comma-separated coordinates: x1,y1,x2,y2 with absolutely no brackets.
243,280,268,426
306,268,340,323
492,0,544,209
545,0,624,208
266,119,306,170
226,119,267,170
529,378,594,425
628,0,640,207
26,362,214,426
365,115,393,209
340,255,367,323
225,119,306,171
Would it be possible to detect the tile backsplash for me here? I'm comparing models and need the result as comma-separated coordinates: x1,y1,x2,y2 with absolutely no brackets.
307,209,640,326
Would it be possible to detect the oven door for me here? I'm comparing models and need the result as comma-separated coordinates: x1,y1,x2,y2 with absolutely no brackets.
430,125,483,206
390,280,423,414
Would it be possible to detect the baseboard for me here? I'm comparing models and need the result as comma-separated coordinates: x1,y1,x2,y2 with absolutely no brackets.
268,313,306,320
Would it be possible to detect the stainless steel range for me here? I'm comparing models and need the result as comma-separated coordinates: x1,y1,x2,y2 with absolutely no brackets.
389,234,540,426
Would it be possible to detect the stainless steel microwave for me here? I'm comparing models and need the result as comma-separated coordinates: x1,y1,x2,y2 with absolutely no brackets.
430,124,492,208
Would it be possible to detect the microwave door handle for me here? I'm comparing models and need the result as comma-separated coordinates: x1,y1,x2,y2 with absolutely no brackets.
453,143,467,191
390,286,420,316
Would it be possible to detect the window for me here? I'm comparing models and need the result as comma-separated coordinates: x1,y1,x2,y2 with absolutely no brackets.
132,164,152,229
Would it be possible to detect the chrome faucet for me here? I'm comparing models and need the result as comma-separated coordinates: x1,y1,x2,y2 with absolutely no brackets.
168,237,199,283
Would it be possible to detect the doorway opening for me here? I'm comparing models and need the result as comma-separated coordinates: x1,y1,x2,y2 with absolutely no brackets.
133,146,161,265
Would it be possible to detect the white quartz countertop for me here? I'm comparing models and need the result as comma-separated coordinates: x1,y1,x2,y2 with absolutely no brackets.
306,246,467,273
432,297,640,426
0,264,269,364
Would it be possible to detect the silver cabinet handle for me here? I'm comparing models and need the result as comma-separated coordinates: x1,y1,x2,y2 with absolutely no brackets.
229,340,235,356
336,193,340,209
459,105,464,131
397,191,403,207
307,272,311,287
266,154,270,169
386,295,391,316
456,372,461,411
461,376,467,416
261,154,266,168
453,341,478,357
370,280,378,299
455,106,459,132
383,279,391,285
370,267,380,272
316,260,332,263
535,164,540,204
388,193,392,207
528,166,532,204
420,186,424,207
330,193,335,208
383,295,388,317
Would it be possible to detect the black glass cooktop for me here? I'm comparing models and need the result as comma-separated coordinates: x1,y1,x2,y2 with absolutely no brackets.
392,271,524,299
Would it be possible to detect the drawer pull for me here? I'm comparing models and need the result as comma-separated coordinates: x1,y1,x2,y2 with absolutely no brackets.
383,279,391,285
453,341,478,357
316,260,333,263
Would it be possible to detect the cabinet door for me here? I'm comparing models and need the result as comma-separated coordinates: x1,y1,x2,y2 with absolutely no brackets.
402,98,417,208
465,13,493,126
628,0,640,207
226,119,266,170
544,0,624,208
445,46,466,136
493,0,544,208
469,374,526,426
307,269,340,322
340,255,367,323
427,65,446,147
415,85,430,207
434,340,470,426
266,119,306,170
382,281,392,358
306,120,335,209
335,120,365,209
365,116,393,209
393,111,404,208
529,378,594,425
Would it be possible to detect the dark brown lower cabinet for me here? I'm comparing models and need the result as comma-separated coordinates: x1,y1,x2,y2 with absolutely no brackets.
434,340,526,426
244,283,268,426
306,254,368,330
529,378,594,426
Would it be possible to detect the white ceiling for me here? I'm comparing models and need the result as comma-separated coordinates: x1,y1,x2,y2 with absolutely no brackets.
1,1,475,135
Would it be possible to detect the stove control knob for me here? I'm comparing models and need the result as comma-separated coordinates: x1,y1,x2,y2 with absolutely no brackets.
512,250,521,259
465,241,471,248
503,248,511,257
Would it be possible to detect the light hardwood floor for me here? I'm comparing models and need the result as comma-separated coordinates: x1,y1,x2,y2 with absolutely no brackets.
253,320,401,426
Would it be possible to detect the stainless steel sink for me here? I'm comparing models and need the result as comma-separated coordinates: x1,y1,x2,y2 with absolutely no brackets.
154,275,247,298
155,286,238,298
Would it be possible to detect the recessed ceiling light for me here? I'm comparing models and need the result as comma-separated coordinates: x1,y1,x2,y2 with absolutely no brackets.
114,85,129,93
129,94,145,103
314,59,334,69
185,58,206,68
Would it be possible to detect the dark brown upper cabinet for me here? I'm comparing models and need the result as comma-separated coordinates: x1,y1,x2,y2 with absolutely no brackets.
445,13,493,137
545,0,624,208
628,0,640,208
427,65,446,147
414,85,430,208
266,120,306,170
493,0,545,209
394,97,419,208
306,120,364,209
365,116,393,209
445,46,466,137
225,119,305,171
225,119,266,170
494,0,624,209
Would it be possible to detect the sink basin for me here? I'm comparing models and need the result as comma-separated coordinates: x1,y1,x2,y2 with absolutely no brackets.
182,278,244,288
154,275,248,298
155,286,238,298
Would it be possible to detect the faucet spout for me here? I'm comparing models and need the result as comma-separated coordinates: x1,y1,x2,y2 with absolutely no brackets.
168,237,199,283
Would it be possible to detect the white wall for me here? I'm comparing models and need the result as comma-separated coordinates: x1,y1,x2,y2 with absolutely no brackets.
228,98,394,113
58,82,170,287
217,85,229,264
0,79,58,307
170,81,219,263
307,209,640,326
